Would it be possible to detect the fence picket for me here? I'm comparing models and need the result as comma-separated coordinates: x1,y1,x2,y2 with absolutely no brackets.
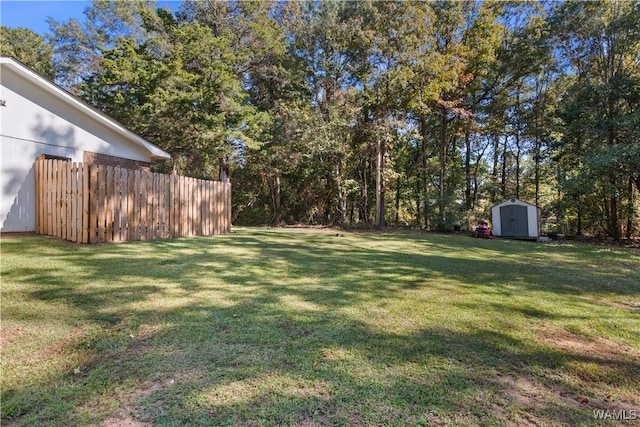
35,157,41,234
65,162,71,240
127,169,134,241
164,174,171,239
152,173,159,240
55,160,60,238
134,170,141,240
120,167,126,242
82,163,88,243
70,162,77,242
113,167,120,242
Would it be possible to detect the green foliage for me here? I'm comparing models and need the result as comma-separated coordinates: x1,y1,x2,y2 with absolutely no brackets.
0,27,55,78
551,0,640,238
33,0,640,237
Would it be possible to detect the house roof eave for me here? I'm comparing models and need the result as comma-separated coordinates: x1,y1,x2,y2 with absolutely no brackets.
0,56,172,161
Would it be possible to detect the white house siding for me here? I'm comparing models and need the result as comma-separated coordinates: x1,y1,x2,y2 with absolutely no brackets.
1,59,168,232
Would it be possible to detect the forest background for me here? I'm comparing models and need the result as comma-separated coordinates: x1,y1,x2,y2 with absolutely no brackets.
2,0,639,239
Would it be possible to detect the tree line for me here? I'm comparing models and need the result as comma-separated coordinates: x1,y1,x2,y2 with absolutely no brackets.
2,0,639,239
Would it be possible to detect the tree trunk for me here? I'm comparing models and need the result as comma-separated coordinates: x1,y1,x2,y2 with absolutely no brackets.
534,133,541,207
626,176,633,240
336,161,346,227
349,200,355,225
395,178,401,224
603,196,610,236
414,179,422,227
271,168,281,224
534,79,542,207
491,134,500,202
609,176,620,240
607,133,620,240
607,93,620,240
577,203,582,236
515,133,521,200
359,160,369,226
438,104,447,222
375,136,385,229
219,157,229,183
501,134,508,199
515,90,521,200
419,114,430,229
464,127,472,210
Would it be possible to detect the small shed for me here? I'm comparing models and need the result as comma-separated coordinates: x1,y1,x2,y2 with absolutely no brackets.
491,198,540,239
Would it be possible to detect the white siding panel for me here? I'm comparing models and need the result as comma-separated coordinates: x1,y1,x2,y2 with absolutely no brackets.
2,67,150,162
0,136,85,232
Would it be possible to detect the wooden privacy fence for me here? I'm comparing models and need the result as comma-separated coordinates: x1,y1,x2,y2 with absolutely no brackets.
35,158,231,243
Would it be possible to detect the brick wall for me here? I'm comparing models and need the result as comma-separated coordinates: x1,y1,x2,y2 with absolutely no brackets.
83,151,151,171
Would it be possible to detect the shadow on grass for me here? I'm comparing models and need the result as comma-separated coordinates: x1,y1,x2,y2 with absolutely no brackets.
2,231,639,426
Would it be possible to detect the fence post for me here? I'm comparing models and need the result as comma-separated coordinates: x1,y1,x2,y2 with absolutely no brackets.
169,174,175,238
35,158,40,234
55,160,62,238
147,171,154,240
134,170,139,240
70,162,77,242
113,167,120,242
35,157,42,234
181,176,187,237
59,161,65,239
105,166,113,243
82,163,89,243
120,167,127,242
59,161,63,239
196,179,202,236
45,160,51,236
64,161,71,241
204,180,211,236
88,164,97,243
152,173,159,240
127,169,134,241
224,181,229,233
164,174,170,239
224,179,232,234
214,180,218,235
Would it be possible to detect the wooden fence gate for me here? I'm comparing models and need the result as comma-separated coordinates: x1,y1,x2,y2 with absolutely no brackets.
35,158,231,243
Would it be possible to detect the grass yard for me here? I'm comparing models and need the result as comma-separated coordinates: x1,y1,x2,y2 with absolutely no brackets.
1,228,639,426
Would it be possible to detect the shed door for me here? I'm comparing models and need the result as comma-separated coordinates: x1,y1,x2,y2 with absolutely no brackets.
500,205,529,237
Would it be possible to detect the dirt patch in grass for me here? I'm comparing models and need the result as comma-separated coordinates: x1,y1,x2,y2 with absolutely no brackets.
94,327,170,425
537,326,639,364
492,372,583,426
608,299,640,312
538,326,639,420
492,370,637,426
0,326,27,347
43,325,90,356
485,325,640,426
99,380,168,427
101,413,151,427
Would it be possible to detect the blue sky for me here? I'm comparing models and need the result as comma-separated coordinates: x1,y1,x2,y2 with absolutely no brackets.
0,1,182,36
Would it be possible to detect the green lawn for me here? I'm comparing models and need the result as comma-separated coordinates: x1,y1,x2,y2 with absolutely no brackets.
1,228,639,426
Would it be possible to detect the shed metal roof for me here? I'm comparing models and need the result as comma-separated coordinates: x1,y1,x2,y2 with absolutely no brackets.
492,198,539,209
